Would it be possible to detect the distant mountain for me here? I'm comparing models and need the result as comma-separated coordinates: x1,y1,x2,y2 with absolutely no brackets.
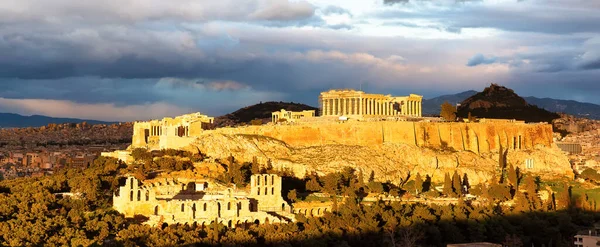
423,90,600,120
422,90,477,116
456,84,559,123
0,113,115,128
214,101,318,127
523,97,600,120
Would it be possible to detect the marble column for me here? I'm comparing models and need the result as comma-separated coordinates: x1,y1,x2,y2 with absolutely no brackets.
413,101,416,116
359,98,363,115
384,102,388,116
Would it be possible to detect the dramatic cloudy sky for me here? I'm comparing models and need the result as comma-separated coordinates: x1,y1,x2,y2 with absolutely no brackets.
1,0,599,121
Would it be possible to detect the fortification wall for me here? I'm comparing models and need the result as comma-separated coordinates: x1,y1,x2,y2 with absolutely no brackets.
206,121,553,153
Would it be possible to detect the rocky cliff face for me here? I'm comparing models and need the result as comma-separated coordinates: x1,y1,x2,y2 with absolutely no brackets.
182,123,572,185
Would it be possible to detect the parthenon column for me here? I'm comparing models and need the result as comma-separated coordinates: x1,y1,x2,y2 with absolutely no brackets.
347,98,351,115
359,98,363,115
370,99,375,115
384,102,387,116
348,98,351,115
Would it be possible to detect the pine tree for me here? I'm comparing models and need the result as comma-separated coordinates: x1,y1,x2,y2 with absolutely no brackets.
251,156,260,174
368,170,375,183
524,174,537,195
462,173,470,194
507,164,517,188
452,171,462,197
443,173,453,197
358,170,365,186
498,145,505,169
306,175,322,192
414,173,423,194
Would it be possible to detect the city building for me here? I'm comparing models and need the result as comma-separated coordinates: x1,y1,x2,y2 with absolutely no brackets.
574,224,600,247
319,89,423,118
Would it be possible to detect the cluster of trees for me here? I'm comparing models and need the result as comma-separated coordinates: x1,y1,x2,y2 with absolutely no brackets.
2,152,600,246
128,148,196,179
579,168,600,184
1,157,599,246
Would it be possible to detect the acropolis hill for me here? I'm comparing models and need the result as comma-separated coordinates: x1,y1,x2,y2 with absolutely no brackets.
104,89,573,185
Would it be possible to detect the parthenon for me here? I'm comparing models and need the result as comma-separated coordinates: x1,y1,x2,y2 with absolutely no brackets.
319,89,423,117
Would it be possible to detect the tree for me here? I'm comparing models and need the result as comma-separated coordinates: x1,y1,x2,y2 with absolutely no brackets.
287,189,297,202
250,119,263,126
498,145,506,169
462,173,470,194
414,173,423,194
368,170,375,183
467,112,476,122
251,157,260,174
443,173,453,197
452,171,462,197
580,168,600,183
508,164,518,187
440,101,457,121
306,174,322,192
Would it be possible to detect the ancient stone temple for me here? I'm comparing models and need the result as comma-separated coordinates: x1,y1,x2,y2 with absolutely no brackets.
319,89,423,117
131,112,214,150
271,109,316,123
113,174,295,227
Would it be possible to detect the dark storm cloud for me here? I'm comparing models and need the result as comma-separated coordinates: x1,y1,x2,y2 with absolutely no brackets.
0,0,599,120
376,1,600,35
